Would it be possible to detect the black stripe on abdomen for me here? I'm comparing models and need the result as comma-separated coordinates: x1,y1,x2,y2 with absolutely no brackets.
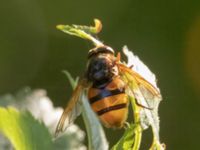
97,103,127,116
89,88,125,104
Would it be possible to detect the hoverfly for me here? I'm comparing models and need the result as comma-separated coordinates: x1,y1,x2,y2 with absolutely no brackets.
55,44,161,135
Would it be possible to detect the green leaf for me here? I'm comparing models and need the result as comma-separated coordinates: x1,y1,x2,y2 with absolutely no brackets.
0,107,53,150
53,133,86,150
123,46,162,137
62,70,79,89
112,123,137,150
123,46,165,150
57,19,104,46
81,94,108,150
64,70,109,150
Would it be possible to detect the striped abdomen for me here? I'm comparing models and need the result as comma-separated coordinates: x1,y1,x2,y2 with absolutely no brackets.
88,76,129,128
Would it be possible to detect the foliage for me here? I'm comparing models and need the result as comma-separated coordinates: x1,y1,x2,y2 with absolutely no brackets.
0,107,53,150
57,19,103,47
0,88,86,150
111,123,137,150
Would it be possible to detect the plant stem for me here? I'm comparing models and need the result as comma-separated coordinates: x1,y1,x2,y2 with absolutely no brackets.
130,97,142,150
133,125,142,150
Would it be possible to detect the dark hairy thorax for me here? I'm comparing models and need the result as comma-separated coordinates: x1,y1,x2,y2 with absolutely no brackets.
86,46,118,88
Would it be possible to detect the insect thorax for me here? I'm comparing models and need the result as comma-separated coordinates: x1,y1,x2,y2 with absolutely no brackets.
86,47,118,88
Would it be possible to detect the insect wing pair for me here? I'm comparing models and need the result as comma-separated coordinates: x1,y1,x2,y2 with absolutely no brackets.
55,51,161,136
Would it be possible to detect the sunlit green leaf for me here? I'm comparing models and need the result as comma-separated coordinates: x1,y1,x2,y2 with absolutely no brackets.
0,107,53,150
57,19,104,46
112,123,137,150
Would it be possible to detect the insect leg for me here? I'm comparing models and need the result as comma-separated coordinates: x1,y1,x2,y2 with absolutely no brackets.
129,65,134,69
135,98,153,110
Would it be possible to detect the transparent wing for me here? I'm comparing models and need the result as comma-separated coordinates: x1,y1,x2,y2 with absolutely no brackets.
55,79,89,136
117,63,161,101
117,48,162,140
117,63,162,135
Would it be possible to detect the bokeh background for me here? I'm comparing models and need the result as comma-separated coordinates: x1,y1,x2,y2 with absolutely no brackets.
0,0,200,149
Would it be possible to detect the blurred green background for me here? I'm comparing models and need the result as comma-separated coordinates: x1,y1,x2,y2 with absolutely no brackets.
0,0,200,149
